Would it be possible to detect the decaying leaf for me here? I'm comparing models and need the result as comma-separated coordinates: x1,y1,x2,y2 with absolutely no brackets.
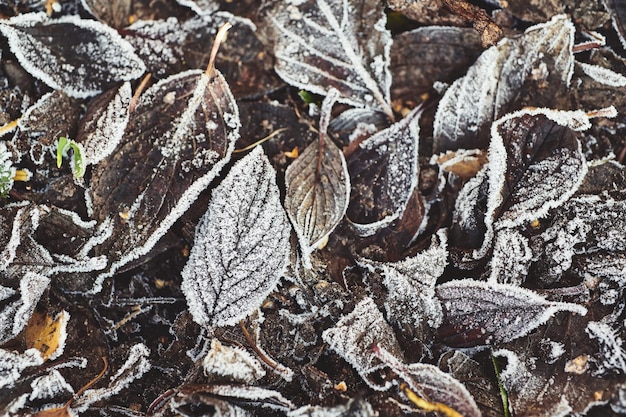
76,82,131,166
202,338,266,383
488,228,532,285
288,397,376,417
284,89,349,265
433,14,574,152
436,279,587,347
450,108,596,265
0,13,145,98
263,0,394,119
373,344,481,417
24,310,69,361
80,0,133,29
182,146,291,329
0,348,44,390
90,42,239,292
359,229,446,338
322,297,403,391
347,106,421,234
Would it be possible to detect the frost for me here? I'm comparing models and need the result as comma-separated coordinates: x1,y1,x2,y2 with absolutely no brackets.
203,338,266,383
322,297,403,391
182,146,291,328
586,321,626,375
90,67,239,293
0,142,16,196
436,279,587,346
29,370,74,401
488,228,532,285
577,62,626,87
74,344,151,411
359,230,446,335
373,344,481,417
285,89,349,265
347,106,422,234
433,14,575,151
0,13,145,98
265,0,394,119
78,82,131,166
288,397,376,417
0,348,43,390
176,0,220,16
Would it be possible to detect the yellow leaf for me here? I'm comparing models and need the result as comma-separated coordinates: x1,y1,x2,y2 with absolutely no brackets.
25,310,69,361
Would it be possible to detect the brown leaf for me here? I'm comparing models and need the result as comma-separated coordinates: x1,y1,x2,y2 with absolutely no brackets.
24,310,68,361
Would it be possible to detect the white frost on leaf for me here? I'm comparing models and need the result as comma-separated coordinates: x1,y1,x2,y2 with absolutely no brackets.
347,106,421,235
586,321,626,375
288,397,377,417
577,61,626,87
322,297,403,391
436,279,587,345
182,146,291,328
0,348,43,390
29,369,74,401
433,14,575,151
488,228,532,285
0,13,145,98
79,82,131,166
74,344,151,412
203,338,266,383
359,229,446,334
265,0,393,118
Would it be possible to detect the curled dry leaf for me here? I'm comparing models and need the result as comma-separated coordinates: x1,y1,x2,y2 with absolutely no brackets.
202,339,265,383
373,344,481,417
182,146,291,329
347,106,421,235
322,297,404,391
451,108,594,265
284,90,349,265
90,55,239,292
0,13,145,98
436,279,587,347
433,14,574,152
263,0,394,119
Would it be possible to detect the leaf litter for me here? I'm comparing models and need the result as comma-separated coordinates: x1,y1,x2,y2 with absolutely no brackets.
1,2,626,417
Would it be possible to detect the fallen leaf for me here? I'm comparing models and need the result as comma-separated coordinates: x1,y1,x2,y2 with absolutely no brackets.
24,310,69,361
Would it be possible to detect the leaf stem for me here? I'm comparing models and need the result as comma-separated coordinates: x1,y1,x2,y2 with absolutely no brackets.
206,22,232,77
491,353,510,417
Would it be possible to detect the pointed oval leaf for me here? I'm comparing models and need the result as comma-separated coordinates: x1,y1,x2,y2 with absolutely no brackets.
285,92,350,264
322,297,403,391
433,14,574,152
436,279,587,347
264,0,393,118
181,146,291,328
347,106,421,235
90,68,239,292
0,13,145,98
451,108,593,264
76,82,131,166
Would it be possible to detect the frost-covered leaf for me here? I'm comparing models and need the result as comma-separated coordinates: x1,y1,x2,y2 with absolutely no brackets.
73,343,151,411
390,26,483,103
577,61,626,87
203,339,266,383
488,228,532,285
359,230,446,337
288,397,376,417
586,320,626,375
176,0,219,17
90,63,239,292
496,0,564,22
436,279,587,346
322,297,403,391
263,0,394,119
182,146,291,328
533,194,626,285
0,348,43,390
76,82,131,166
451,108,593,264
605,0,626,49
347,106,421,234
0,13,145,98
172,384,294,413
285,89,349,264
373,344,481,417
433,14,574,152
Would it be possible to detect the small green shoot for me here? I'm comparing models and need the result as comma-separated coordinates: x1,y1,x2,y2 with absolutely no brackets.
57,136,86,178
298,90,322,105
492,353,511,417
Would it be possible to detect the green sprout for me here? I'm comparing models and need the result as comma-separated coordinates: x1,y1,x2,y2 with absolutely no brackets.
0,141,30,198
57,136,86,178
298,90,322,105
492,353,511,417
